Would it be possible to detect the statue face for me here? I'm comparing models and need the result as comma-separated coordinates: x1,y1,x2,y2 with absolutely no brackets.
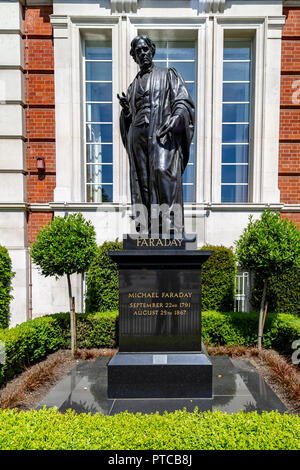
134,38,153,68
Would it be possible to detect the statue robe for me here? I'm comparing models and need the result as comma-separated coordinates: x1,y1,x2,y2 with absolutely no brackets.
120,64,195,231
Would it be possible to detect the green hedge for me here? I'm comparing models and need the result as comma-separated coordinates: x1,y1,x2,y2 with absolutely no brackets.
200,245,236,311
0,246,14,328
251,268,300,316
0,408,299,450
0,312,118,385
202,310,300,353
1,310,299,386
85,241,122,313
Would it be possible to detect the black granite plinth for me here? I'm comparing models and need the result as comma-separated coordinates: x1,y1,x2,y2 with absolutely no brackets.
107,352,212,399
108,250,212,353
107,248,213,399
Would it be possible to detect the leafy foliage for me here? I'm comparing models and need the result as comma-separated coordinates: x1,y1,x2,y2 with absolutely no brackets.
0,246,14,328
199,245,236,311
30,213,97,278
202,310,300,353
1,310,299,386
0,311,118,386
251,268,300,316
0,408,299,450
235,210,300,347
235,209,300,279
85,241,123,313
0,316,64,384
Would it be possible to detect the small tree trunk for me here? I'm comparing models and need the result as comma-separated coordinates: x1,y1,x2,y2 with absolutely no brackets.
67,274,75,357
258,279,268,350
262,300,269,332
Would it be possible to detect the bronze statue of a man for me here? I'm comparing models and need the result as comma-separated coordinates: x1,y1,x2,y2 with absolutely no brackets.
118,35,195,235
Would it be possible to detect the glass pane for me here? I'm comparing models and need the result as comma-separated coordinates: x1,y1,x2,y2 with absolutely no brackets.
183,185,195,203
223,62,250,82
86,103,112,123
183,164,194,184
86,62,112,81
188,143,195,164
221,185,248,203
168,41,195,60
221,164,248,184
85,40,112,60
222,145,248,164
86,124,112,143
223,83,249,102
223,41,251,60
223,103,249,122
154,61,167,68
87,164,113,184
87,184,113,203
86,83,112,102
186,83,195,102
168,62,195,82
222,124,249,143
87,144,113,164
154,41,168,60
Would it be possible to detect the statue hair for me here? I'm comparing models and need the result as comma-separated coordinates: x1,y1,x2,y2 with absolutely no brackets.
130,35,156,62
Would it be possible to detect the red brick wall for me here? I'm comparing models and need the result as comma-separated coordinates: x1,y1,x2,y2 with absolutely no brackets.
24,6,55,242
279,7,300,218
27,212,54,243
281,212,300,226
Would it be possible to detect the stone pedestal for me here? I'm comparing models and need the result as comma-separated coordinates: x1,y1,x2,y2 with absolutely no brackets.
107,238,213,400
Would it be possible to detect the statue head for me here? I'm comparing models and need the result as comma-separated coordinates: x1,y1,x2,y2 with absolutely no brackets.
130,35,156,69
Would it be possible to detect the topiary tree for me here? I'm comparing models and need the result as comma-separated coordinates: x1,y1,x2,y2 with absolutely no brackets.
0,246,15,328
250,268,300,316
85,240,122,313
235,209,300,349
199,245,236,312
30,213,97,355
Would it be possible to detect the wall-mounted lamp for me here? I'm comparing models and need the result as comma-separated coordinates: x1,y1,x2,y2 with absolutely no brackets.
36,157,45,180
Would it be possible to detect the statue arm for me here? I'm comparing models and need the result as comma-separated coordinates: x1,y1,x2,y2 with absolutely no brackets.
119,86,133,151
157,68,195,148
168,67,195,128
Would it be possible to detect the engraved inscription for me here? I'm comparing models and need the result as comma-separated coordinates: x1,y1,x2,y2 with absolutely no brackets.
127,291,192,316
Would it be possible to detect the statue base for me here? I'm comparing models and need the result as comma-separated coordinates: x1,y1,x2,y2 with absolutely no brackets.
107,238,213,400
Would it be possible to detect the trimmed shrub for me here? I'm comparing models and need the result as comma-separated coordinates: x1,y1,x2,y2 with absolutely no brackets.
0,316,64,384
202,311,300,353
0,408,299,450
250,268,300,316
0,311,118,385
0,246,14,328
85,241,122,313
1,310,299,387
199,245,236,312
48,311,118,349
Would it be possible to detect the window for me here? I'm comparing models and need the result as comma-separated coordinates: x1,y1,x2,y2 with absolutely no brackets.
84,38,113,202
221,39,252,203
154,40,196,203
234,271,250,312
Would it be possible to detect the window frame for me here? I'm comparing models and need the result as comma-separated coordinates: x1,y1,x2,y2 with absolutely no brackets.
79,23,120,205
83,35,114,203
212,19,265,204
221,36,254,203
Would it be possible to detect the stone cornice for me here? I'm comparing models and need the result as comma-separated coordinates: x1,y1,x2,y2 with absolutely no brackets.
1,202,299,213
199,0,226,13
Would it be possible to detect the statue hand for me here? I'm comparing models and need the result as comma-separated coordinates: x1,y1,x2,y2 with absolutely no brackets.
117,92,130,114
157,115,183,140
